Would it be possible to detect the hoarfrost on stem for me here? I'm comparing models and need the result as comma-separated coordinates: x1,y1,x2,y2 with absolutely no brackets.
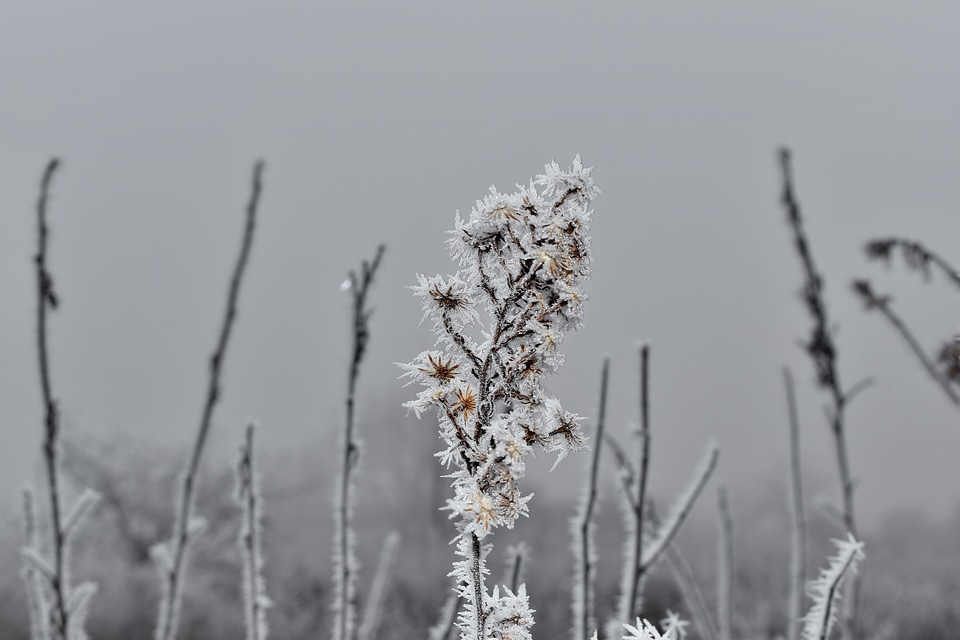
401,157,599,639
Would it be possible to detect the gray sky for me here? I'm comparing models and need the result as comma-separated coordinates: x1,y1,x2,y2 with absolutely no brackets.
3,2,960,532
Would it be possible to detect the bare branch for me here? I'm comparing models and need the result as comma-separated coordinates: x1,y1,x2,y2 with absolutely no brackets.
852,279,960,411
155,161,265,640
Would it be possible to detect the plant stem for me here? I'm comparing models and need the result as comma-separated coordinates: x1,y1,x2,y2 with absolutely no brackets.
34,158,70,640
156,161,264,640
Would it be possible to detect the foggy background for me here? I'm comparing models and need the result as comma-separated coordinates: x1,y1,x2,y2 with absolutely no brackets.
3,1,960,553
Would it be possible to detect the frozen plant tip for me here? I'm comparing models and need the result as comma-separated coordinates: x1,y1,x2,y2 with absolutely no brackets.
801,534,865,640
402,156,599,639
622,616,686,640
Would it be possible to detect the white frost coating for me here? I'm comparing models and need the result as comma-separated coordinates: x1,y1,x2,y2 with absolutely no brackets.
62,489,101,538
402,157,598,639
801,534,865,640
641,442,720,568
358,531,400,640
622,617,679,640
236,424,271,640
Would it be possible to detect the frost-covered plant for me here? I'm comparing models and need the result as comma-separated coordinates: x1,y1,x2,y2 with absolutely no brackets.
571,360,608,640
332,244,385,640
25,158,100,640
619,613,688,640
800,534,865,640
235,423,271,640
402,156,599,640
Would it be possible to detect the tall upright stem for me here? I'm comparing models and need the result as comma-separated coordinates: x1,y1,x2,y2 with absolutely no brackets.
155,161,264,640
34,158,70,640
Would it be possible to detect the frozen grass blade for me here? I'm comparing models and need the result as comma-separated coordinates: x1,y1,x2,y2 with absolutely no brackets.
154,161,264,640
571,359,608,640
801,535,865,640
428,587,459,640
715,486,733,640
358,531,400,640
333,244,385,640
665,543,717,640
641,442,719,570
784,367,807,640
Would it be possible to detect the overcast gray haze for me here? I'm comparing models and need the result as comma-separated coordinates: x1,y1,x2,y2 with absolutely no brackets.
3,2,960,542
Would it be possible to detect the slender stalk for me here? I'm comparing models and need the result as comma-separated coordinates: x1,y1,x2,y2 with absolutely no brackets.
572,359,608,640
334,244,386,640
237,423,269,640
155,161,265,640
502,544,527,594
864,237,960,293
665,543,718,640
783,368,807,640
33,158,71,640
428,588,459,640
626,345,652,622
716,487,733,640
358,531,400,640
779,148,861,638
852,279,960,409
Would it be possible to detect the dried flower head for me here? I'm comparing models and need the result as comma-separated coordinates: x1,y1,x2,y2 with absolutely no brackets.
402,157,598,640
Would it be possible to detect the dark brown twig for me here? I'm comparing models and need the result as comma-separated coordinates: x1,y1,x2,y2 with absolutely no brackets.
865,237,960,293
852,279,960,410
779,147,861,638
34,158,71,640
155,161,264,640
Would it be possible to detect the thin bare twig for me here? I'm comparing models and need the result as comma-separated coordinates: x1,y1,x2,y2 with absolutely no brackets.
626,345,652,622
783,367,807,640
779,148,861,638
334,244,386,640
865,237,960,293
237,423,269,640
155,161,265,640
572,359,608,640
716,486,733,640
852,279,960,410
34,158,72,640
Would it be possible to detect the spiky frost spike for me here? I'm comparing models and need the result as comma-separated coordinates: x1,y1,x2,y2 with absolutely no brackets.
801,534,865,640
403,157,598,639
